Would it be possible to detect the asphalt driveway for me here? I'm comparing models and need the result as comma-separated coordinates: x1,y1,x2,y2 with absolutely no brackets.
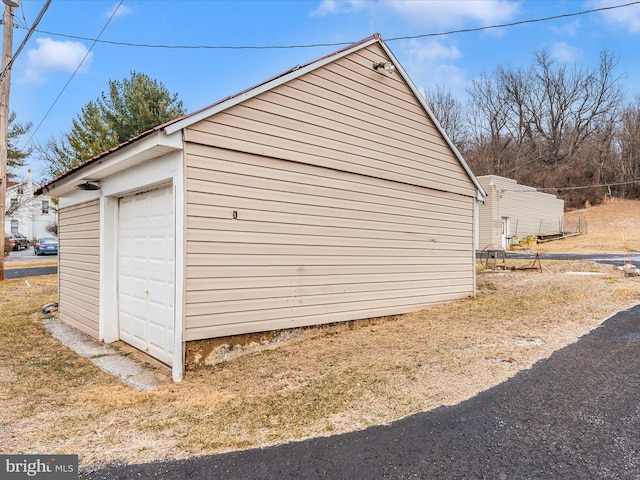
4,248,58,278
476,251,640,267
4,265,58,279
82,304,640,479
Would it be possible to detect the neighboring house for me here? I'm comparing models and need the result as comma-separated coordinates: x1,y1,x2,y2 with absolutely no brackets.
477,175,564,250
5,169,57,242
37,34,486,381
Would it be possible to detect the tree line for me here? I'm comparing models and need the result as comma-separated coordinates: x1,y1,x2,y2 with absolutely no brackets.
425,48,640,209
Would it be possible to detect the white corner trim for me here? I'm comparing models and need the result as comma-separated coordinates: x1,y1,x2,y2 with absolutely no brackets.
99,195,119,342
172,156,185,382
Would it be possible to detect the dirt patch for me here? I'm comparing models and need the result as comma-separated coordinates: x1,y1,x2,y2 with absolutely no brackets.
186,319,384,368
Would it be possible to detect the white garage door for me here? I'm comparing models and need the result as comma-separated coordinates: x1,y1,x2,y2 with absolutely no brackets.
118,186,175,365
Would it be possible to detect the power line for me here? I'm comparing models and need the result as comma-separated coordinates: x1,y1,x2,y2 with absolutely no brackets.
494,178,640,195
537,179,640,192
19,27,353,50
15,1,28,29
22,0,124,149
0,0,51,81
387,1,640,42
15,1,640,51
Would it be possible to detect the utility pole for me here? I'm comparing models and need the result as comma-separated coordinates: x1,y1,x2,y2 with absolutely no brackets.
0,0,17,282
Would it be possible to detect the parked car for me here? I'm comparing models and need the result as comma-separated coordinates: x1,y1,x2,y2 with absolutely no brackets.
7,232,28,251
34,237,58,256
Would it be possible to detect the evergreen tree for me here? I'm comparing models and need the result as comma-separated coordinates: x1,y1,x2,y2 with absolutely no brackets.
41,71,185,178
67,101,117,162
101,72,185,143
7,111,32,180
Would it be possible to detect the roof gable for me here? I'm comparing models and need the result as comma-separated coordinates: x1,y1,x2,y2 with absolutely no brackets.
181,38,484,198
39,34,484,199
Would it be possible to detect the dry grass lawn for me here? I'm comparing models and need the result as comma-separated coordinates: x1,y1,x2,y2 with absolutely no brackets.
534,197,640,253
4,258,58,269
1,199,640,469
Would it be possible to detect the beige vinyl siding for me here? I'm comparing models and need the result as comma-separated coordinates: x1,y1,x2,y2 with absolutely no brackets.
478,176,564,247
184,144,474,341
183,43,476,198
58,200,100,338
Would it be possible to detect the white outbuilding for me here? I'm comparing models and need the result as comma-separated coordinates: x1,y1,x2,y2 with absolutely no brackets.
477,175,564,250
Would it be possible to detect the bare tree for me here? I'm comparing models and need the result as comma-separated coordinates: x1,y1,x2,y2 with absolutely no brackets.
422,86,468,151
528,49,623,167
616,95,640,198
466,73,512,175
464,48,624,207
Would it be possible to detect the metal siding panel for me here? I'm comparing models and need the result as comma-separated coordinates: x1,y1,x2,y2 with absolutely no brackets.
186,267,470,291
478,176,564,244
58,200,100,338
252,91,451,157
208,108,469,190
184,291,468,341
184,144,475,341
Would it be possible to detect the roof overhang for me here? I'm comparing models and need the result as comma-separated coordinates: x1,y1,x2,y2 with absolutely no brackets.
36,129,183,197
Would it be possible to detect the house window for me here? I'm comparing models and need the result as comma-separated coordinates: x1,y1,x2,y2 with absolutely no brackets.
42,200,49,214
10,219,18,233
7,198,17,215
17,186,23,194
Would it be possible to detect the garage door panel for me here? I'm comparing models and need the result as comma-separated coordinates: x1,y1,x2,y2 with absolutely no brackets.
118,186,174,365
149,236,171,263
148,279,173,307
132,313,148,342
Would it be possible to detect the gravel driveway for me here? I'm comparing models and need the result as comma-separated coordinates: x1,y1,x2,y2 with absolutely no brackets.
82,304,640,480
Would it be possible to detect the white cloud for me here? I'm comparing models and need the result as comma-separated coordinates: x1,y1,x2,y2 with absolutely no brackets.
310,0,366,17
311,0,522,28
21,38,93,84
407,39,461,63
106,3,133,18
387,0,522,28
403,39,467,98
551,42,582,62
587,0,640,33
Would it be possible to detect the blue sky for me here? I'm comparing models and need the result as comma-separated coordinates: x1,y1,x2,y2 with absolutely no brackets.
7,0,640,181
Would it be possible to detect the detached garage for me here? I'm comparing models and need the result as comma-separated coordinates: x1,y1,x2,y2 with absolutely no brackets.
39,34,486,381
